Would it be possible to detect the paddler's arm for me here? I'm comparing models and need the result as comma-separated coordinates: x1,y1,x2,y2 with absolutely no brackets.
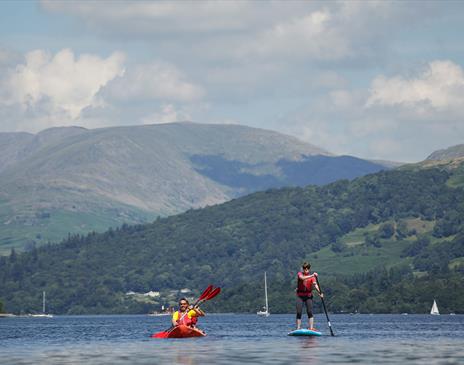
298,272,315,281
171,313,178,326
314,283,324,298
313,273,324,298
190,305,205,317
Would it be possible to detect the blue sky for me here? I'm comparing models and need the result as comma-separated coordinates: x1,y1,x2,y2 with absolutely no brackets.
1,0,464,162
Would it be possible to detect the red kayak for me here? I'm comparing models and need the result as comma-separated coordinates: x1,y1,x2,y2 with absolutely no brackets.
151,325,206,339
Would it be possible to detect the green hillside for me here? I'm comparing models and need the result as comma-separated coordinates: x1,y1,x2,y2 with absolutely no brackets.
0,203,156,256
0,163,463,315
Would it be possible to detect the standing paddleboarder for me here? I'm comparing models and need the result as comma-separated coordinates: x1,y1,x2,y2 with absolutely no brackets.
295,262,323,330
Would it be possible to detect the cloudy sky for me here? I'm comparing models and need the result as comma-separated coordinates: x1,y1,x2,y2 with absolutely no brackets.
1,0,464,162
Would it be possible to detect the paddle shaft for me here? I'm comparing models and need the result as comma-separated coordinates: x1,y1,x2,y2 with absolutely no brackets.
315,276,335,336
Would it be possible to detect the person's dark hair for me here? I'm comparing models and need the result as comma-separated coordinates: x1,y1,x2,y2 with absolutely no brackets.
178,297,189,305
302,262,311,270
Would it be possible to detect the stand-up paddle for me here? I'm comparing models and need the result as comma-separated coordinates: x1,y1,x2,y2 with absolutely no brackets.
315,275,335,336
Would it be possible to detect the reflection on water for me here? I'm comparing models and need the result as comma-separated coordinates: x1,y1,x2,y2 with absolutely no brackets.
1,314,463,364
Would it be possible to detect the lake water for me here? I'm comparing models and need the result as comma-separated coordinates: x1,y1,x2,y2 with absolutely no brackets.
1,314,463,364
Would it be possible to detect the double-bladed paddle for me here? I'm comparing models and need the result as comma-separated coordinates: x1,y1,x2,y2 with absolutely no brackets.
198,286,221,305
178,286,221,322
192,285,214,307
152,285,221,338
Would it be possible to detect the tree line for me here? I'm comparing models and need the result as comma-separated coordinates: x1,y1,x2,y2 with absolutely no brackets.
0,165,463,314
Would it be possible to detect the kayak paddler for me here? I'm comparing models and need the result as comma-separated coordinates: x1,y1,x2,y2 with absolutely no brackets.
172,297,205,328
296,262,323,330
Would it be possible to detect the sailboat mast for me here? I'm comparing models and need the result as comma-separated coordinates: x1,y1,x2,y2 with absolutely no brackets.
43,291,46,314
264,272,268,312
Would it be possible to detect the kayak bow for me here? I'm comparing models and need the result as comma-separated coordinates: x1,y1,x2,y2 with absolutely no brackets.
151,325,206,339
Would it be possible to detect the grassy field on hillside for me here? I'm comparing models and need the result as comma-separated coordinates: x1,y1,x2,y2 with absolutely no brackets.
308,240,412,276
308,217,437,276
0,205,156,255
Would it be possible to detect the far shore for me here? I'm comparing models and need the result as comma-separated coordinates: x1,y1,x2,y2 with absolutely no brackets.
0,313,16,318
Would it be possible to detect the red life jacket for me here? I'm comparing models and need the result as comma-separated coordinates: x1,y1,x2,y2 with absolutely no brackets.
296,271,316,297
175,310,197,326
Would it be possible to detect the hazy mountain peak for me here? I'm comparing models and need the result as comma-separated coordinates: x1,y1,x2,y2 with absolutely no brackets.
0,122,390,251
426,144,464,161
37,126,88,137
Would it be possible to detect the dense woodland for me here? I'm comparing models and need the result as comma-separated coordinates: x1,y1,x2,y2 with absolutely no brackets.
0,163,463,314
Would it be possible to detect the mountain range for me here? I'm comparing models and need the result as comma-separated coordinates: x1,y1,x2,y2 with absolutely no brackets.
0,156,462,314
0,122,393,252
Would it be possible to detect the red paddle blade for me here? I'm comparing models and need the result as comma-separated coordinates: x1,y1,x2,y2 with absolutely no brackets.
198,285,214,301
205,287,221,300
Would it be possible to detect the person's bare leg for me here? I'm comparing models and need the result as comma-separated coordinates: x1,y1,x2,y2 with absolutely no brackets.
296,318,302,329
309,317,314,329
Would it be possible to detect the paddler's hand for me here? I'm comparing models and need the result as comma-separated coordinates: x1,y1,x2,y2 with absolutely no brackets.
320,293,324,299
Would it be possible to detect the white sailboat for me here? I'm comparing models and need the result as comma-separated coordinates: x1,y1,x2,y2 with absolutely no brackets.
430,299,440,315
30,291,53,318
257,272,270,317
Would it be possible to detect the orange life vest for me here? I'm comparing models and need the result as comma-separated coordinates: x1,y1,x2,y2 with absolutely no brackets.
173,309,198,326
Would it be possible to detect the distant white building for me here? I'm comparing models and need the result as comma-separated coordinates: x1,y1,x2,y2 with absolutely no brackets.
144,291,160,298
125,291,136,296
180,288,192,294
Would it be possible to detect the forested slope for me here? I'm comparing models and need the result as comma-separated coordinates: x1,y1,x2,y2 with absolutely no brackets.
0,162,463,314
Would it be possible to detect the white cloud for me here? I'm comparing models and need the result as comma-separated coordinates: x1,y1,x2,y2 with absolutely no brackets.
0,49,125,120
40,0,404,64
40,0,308,34
38,0,458,110
0,49,206,132
0,48,21,67
3,1,464,163
141,104,192,125
366,60,464,111
330,90,357,109
101,62,204,103
278,59,464,162
237,9,352,62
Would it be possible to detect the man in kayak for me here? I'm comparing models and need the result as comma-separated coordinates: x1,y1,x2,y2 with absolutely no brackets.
171,298,205,328
296,262,323,330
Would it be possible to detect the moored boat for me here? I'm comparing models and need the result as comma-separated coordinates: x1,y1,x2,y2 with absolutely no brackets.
29,291,53,318
257,272,270,317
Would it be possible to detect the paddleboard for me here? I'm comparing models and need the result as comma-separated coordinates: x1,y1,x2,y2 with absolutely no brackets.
288,328,322,336
151,325,206,339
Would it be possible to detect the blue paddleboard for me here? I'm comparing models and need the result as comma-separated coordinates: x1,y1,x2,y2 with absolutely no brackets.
288,329,322,336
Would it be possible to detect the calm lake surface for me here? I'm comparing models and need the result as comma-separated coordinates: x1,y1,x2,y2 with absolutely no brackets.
1,314,463,364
